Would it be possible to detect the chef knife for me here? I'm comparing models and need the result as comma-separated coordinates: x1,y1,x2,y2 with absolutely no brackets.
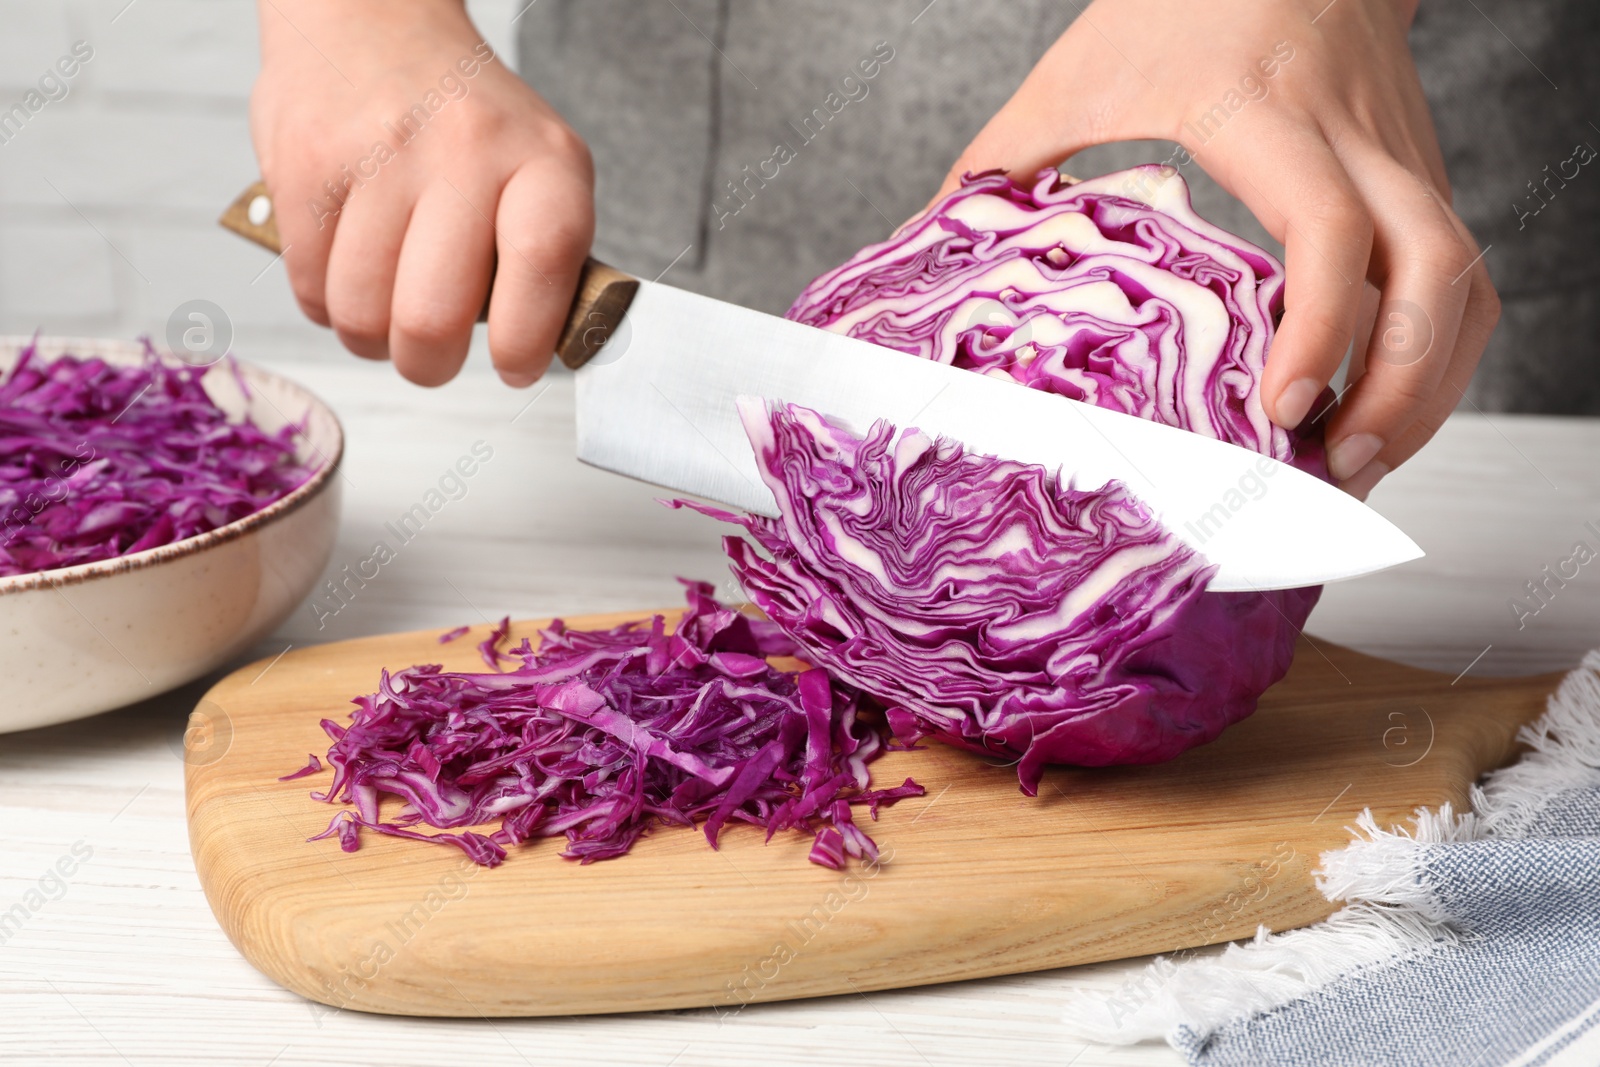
221,182,1422,592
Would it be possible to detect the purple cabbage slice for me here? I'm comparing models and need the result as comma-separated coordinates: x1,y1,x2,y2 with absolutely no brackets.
680,400,1307,794
478,615,513,670
680,167,1329,792
302,581,922,867
278,754,323,781
788,166,1327,477
0,340,313,577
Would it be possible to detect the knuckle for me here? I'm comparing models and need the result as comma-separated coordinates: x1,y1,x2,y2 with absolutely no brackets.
543,123,594,182
491,346,547,379
1291,303,1352,350
1376,369,1434,410
297,300,331,328
540,215,592,267
335,331,388,361
290,283,330,327
1420,233,1475,286
450,104,503,143
392,303,471,350
487,326,540,365
329,306,388,347
1301,188,1370,239
1476,280,1503,328
1417,405,1451,437
395,359,454,388
505,210,592,282
325,269,390,343
498,195,593,281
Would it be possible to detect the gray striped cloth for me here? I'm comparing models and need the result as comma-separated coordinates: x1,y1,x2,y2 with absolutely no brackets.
1064,650,1600,1067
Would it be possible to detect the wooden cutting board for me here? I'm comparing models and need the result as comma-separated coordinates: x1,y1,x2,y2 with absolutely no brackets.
186,610,1555,1018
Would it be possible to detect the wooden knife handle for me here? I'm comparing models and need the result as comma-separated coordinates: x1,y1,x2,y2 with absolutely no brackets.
219,181,639,371
553,259,639,371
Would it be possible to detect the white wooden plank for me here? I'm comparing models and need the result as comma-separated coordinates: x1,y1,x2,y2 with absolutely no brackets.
4,359,1597,1066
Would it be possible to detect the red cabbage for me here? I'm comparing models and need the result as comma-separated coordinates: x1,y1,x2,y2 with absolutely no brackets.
688,168,1327,793
680,401,1309,792
789,167,1325,475
478,615,514,670
303,582,922,867
0,340,313,577
278,754,323,781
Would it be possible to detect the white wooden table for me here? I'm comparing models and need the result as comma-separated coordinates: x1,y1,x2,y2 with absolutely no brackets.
4,360,1598,1067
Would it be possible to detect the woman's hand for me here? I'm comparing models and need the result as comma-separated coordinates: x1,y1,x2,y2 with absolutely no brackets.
940,0,1499,496
252,0,594,387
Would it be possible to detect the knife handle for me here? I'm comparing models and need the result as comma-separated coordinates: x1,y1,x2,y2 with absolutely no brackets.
219,181,639,371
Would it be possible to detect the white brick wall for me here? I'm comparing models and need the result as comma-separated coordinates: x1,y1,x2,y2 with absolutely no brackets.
0,3,80,90
0,0,518,367
0,222,118,320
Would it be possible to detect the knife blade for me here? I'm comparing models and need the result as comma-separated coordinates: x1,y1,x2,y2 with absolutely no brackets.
220,186,1422,592
573,280,1421,592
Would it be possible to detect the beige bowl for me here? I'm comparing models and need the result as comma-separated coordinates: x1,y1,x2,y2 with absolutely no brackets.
0,336,342,733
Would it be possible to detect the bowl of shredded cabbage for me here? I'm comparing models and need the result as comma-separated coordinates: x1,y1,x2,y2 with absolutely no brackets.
0,335,342,733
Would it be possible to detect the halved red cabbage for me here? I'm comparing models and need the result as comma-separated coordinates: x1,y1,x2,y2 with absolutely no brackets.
681,401,1307,792
789,167,1326,476
687,167,1326,793
306,581,922,867
0,340,312,577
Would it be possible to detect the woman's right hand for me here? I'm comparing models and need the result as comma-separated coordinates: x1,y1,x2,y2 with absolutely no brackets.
252,0,594,387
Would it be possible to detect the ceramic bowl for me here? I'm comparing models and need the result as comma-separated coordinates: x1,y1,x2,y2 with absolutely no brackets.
0,336,342,733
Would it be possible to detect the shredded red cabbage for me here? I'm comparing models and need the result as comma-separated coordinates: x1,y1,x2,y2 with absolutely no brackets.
0,340,313,577
681,167,1327,793
437,625,470,644
478,615,513,670
303,582,922,867
278,754,323,781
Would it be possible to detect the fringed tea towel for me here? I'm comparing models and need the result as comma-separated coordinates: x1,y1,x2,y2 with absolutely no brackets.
1064,650,1600,1067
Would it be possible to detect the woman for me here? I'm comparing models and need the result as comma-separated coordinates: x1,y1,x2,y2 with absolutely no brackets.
248,0,1590,498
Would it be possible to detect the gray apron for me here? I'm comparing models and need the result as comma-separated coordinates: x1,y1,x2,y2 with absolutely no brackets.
520,0,1599,415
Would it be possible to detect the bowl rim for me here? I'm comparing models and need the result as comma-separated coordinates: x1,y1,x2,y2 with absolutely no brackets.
0,335,344,594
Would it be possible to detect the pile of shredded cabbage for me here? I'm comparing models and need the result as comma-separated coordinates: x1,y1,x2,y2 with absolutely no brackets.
305,582,921,867
693,167,1328,793
0,341,311,577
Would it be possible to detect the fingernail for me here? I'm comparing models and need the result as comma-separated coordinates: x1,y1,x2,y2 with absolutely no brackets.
1340,459,1391,502
1274,377,1322,428
1327,433,1384,481
500,371,538,388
